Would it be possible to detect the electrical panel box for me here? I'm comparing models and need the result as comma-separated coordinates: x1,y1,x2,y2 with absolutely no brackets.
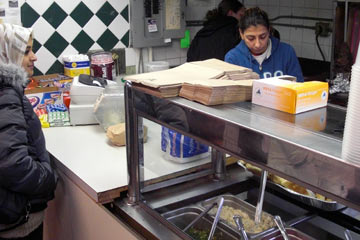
130,0,186,48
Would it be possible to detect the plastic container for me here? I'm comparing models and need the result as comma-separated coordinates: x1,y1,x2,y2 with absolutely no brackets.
90,52,116,80
63,54,90,77
144,61,169,73
93,82,125,131
161,126,209,163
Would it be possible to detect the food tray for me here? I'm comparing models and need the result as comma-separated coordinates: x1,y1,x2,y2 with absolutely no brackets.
198,194,276,238
238,160,346,211
257,227,316,240
162,206,240,240
262,178,346,212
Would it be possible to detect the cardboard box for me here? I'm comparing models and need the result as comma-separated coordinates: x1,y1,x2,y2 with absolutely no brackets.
252,76,328,114
25,74,72,94
26,91,63,112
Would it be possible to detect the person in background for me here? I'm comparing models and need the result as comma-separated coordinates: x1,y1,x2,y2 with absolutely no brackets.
187,0,245,62
0,23,57,240
225,7,304,82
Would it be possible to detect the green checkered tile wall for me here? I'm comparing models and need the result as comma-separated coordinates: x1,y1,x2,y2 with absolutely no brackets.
19,0,129,75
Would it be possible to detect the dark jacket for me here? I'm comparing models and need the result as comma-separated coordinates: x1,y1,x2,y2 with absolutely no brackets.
0,63,57,225
225,36,304,82
187,16,240,62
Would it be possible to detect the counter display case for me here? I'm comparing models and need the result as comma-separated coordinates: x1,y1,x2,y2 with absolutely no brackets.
111,82,360,240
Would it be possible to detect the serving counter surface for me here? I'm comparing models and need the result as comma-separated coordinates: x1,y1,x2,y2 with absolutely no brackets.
43,120,211,203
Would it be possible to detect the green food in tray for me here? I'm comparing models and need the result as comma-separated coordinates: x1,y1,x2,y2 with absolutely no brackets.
187,227,220,240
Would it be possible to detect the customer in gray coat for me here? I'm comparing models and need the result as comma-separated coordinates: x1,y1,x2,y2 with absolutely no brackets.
0,23,57,240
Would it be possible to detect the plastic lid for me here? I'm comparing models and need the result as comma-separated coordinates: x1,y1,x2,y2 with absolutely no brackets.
91,52,113,64
145,61,169,72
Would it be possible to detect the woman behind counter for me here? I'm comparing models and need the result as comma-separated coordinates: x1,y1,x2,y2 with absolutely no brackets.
187,0,245,62
225,7,304,82
0,23,57,240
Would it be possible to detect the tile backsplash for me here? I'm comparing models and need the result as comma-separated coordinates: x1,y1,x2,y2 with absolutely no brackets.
19,0,130,75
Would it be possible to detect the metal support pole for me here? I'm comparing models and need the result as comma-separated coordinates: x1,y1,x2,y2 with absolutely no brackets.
330,0,337,80
125,82,142,204
211,148,226,180
255,170,268,224
344,0,349,42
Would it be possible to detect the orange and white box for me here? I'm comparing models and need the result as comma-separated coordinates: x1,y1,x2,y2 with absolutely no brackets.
252,76,329,114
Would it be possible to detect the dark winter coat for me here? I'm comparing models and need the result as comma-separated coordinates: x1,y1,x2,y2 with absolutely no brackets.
187,16,241,62
0,63,57,226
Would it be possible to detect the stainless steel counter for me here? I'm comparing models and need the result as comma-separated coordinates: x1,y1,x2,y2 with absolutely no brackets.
126,83,359,211
110,82,360,240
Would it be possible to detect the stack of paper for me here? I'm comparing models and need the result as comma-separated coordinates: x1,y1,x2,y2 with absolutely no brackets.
124,59,258,102
190,58,251,74
124,62,225,97
180,79,253,105
191,59,259,80
224,71,260,80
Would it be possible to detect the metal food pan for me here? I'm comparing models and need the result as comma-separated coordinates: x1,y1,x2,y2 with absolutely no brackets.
162,206,240,240
265,179,346,211
198,194,276,237
242,163,346,212
257,227,316,240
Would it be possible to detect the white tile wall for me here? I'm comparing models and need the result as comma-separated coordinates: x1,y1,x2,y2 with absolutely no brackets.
153,46,167,61
57,17,82,43
56,0,80,13
279,0,292,7
304,0,318,8
276,26,290,41
315,43,330,61
318,9,333,18
83,17,107,41
319,0,333,10
166,42,181,59
125,48,137,67
302,42,316,59
266,0,334,61
291,42,303,57
268,0,280,6
291,8,304,24
32,18,55,45
186,6,209,21
257,0,268,6
290,28,303,44
149,0,334,65
293,0,305,8
266,6,279,19
180,57,187,64
25,0,52,15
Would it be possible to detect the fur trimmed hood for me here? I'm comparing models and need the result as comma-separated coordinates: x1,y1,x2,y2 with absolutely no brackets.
0,63,29,93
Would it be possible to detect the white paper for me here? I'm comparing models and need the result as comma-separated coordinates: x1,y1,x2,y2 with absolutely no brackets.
165,0,181,30
0,0,21,25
